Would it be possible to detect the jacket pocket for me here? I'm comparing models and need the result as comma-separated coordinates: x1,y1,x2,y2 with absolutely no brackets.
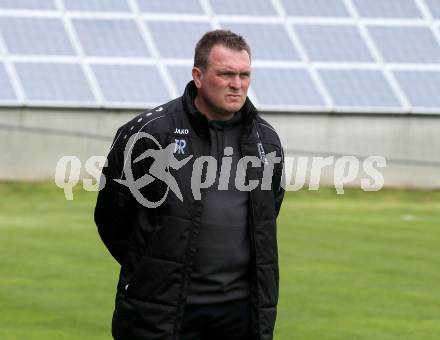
125,256,183,306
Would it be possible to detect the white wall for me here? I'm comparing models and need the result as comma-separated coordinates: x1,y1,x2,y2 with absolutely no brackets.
267,114,440,189
1,108,439,189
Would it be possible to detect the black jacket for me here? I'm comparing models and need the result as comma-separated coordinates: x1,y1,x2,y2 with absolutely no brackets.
95,81,285,340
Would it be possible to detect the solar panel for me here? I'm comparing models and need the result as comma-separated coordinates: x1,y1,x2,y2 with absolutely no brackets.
73,19,150,57
220,23,300,61
368,26,440,63
295,25,373,62
148,21,212,58
0,64,16,101
0,17,74,55
394,71,440,108
92,64,170,104
0,0,55,10
319,69,400,108
0,1,439,113
425,0,440,19
137,0,203,14
167,65,193,95
281,0,349,17
251,68,324,107
63,0,130,12
209,0,277,16
15,63,95,102
352,0,422,18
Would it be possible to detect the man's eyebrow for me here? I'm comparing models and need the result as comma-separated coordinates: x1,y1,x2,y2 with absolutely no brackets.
217,69,251,74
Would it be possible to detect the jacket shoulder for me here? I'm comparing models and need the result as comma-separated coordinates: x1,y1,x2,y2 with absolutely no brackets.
115,97,185,140
255,116,282,148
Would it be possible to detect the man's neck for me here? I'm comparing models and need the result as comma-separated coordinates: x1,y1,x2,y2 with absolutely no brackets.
194,95,234,121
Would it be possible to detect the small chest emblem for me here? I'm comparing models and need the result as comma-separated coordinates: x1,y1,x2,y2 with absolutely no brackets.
257,142,268,164
174,139,187,155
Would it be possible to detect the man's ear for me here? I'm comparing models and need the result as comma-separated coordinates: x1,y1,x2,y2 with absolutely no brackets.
192,67,203,88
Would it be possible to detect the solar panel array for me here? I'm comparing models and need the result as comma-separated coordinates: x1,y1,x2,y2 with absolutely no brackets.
1,0,440,113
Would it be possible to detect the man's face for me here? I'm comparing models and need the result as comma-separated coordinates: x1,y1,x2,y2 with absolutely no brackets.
193,44,251,120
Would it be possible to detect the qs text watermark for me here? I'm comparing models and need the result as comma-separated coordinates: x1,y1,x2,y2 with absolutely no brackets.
55,132,386,207
55,150,386,206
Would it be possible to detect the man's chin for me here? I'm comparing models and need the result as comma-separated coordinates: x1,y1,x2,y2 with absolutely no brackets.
223,102,244,114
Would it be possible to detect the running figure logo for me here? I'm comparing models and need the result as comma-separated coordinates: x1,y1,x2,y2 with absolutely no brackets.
116,132,192,208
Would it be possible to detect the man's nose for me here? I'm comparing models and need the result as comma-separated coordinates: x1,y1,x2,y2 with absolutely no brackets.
229,75,242,89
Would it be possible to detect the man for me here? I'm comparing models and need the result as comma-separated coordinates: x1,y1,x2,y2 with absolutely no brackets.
95,30,284,340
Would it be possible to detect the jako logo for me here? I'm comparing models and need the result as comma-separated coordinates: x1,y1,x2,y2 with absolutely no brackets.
174,128,189,135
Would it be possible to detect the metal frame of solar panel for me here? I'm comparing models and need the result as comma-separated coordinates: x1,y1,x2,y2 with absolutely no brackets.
1,0,440,114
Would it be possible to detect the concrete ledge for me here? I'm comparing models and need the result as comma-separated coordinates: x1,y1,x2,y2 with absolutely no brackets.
1,108,439,189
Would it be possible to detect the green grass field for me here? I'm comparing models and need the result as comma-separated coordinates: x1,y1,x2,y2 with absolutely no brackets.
1,182,439,339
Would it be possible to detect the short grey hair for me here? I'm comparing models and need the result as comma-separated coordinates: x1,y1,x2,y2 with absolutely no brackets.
194,29,251,70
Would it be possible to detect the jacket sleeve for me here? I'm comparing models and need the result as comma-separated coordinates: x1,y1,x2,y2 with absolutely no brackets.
94,127,137,265
273,145,285,218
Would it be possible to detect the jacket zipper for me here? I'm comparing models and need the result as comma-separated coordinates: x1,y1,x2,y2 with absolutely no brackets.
240,129,261,339
173,134,210,339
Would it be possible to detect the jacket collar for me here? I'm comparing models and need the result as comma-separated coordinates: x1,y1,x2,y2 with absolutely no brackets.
182,80,258,139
